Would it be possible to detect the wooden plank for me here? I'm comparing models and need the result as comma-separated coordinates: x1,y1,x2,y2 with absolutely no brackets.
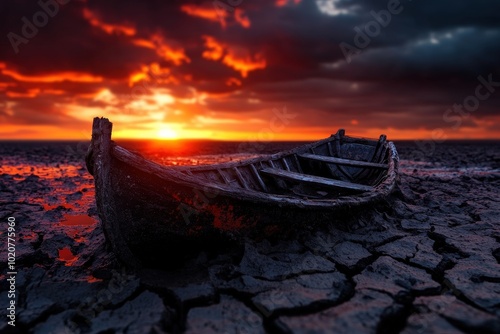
299,153,388,169
354,134,387,180
373,134,387,162
293,154,303,173
233,167,250,190
250,164,268,192
327,141,334,156
327,140,353,181
217,169,231,184
281,157,291,171
261,168,372,192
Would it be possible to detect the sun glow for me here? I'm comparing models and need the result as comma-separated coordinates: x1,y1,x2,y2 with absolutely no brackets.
157,126,179,140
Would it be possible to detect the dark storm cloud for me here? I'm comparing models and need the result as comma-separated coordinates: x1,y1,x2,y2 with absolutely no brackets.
2,0,499,83
0,0,159,79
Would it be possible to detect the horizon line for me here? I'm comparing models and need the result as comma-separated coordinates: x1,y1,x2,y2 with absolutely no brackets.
1,137,500,142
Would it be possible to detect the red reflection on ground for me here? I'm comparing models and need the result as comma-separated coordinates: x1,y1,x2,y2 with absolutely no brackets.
86,276,103,283
0,164,85,179
57,247,78,266
43,203,61,211
60,214,95,226
20,231,37,241
209,204,245,231
58,214,96,242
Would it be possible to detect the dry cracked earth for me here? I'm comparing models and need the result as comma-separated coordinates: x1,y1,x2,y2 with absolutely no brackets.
1,141,500,333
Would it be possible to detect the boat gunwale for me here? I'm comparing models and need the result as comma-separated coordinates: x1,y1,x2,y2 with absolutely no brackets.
107,131,399,210
171,134,380,172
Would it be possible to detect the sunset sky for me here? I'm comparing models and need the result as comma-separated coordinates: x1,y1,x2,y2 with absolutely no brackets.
1,0,500,140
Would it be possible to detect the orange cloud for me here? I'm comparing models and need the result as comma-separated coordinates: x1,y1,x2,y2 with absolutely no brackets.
226,77,242,86
181,4,225,26
132,35,190,66
6,88,40,98
1,68,103,83
43,89,66,95
202,36,267,78
0,82,16,90
223,51,266,78
276,0,301,7
129,70,149,87
181,4,251,29
234,9,251,28
202,36,225,61
83,8,136,36
132,38,155,49
128,63,179,88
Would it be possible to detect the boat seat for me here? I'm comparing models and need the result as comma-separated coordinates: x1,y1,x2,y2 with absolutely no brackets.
260,168,373,192
298,153,388,169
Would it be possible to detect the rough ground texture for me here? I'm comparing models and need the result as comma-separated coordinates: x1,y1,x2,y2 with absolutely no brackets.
1,140,500,333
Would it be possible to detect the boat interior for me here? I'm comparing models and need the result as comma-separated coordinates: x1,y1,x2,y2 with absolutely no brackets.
176,130,391,199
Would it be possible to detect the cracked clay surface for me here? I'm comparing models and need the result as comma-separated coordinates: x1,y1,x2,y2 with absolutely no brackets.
1,141,499,333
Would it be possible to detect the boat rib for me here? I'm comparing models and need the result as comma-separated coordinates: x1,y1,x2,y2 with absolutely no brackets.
298,153,388,169
261,168,373,192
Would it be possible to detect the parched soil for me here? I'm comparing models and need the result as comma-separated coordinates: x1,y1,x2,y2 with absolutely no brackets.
0,141,499,333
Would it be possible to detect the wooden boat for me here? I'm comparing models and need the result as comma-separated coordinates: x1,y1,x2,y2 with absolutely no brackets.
86,118,398,267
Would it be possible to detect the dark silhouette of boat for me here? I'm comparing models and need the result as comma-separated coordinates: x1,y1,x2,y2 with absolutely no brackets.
86,118,398,267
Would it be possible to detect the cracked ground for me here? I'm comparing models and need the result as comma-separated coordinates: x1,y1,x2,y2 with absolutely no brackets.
1,141,499,333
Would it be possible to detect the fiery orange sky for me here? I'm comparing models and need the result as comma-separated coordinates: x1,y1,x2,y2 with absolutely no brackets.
1,0,500,140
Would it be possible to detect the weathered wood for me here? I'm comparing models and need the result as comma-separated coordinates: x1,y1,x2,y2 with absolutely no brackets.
299,153,388,169
326,139,353,181
327,142,334,156
89,118,141,268
233,167,250,190
86,118,399,268
261,168,373,192
374,134,387,162
217,169,231,184
281,157,291,171
293,154,303,173
341,137,379,146
353,134,387,180
250,164,268,192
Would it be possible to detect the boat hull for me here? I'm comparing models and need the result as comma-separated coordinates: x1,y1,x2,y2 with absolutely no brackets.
87,118,399,267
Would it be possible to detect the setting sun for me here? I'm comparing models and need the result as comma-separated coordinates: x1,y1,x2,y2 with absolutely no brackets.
157,126,179,140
